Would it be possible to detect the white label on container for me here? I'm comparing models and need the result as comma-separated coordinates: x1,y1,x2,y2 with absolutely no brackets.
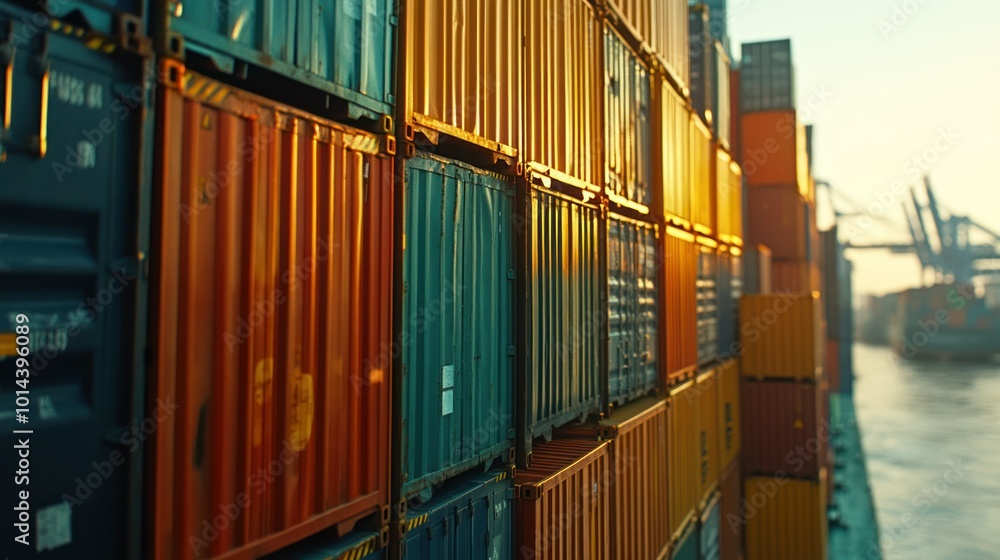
36,502,72,552
442,365,455,389
442,389,454,416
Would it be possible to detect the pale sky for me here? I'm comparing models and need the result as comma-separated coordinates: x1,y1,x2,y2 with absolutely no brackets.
727,0,1000,295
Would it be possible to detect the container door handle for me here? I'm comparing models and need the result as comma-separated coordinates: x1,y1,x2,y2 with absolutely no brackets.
37,61,49,159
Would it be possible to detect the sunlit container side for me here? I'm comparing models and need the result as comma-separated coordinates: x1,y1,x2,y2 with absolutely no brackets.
741,379,825,479
152,65,392,559
607,216,659,408
740,39,795,113
662,227,699,384
716,247,743,358
740,110,810,199
690,115,714,235
716,152,743,246
700,492,721,560
696,237,719,365
524,0,602,187
155,0,395,124
697,370,720,502
744,472,829,560
717,360,741,471
401,154,515,499
0,4,152,556
743,244,772,295
401,469,513,560
712,43,732,149
771,260,820,294
648,0,690,95
653,74,692,228
518,177,603,460
264,529,386,559
739,294,823,381
668,381,700,540
719,460,743,560
400,0,521,156
746,184,806,260
604,23,653,211
515,439,612,560
671,519,700,560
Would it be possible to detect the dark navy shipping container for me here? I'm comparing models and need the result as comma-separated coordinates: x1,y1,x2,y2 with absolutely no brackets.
401,153,515,500
401,469,514,560
155,0,395,124
740,39,795,113
0,2,151,557
672,520,701,560
716,248,743,357
606,216,658,409
696,241,718,365
700,493,721,560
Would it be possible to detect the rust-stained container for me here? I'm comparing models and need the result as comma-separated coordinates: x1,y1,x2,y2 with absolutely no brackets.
668,381,700,540
515,439,612,560
400,0,522,157
717,157,743,246
696,237,719,365
605,23,653,211
717,360,741,471
653,73,692,228
744,471,829,560
740,110,810,199
152,64,393,559
662,227,699,384
518,175,603,462
690,115,715,235
771,259,820,294
743,245,772,295
746,184,806,260
696,369,720,503
739,294,823,381
524,0,603,188
719,460,744,560
741,379,826,480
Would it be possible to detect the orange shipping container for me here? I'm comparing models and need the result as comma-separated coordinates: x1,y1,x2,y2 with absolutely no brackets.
516,439,612,560
653,73,692,227
152,65,393,559
662,226,698,384
697,369,720,503
668,381,699,540
690,115,715,235
524,0,602,187
719,460,744,560
717,359,741,470
744,244,772,295
740,109,810,200
772,260,821,294
826,340,840,393
744,472,829,560
746,184,807,260
739,294,823,381
401,0,522,155
604,0,690,95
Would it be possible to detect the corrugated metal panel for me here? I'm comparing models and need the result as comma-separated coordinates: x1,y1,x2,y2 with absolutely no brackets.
160,0,396,122
717,360,741,470
152,66,392,559
697,370,721,502
402,469,513,560
604,24,653,209
401,154,514,498
743,245,772,295
671,520,700,560
654,75,692,227
696,237,718,365
712,43,731,149
0,4,152,555
739,40,795,113
740,110,807,191
741,380,825,479
729,161,744,244
688,5,710,121
524,0,602,187
771,260,820,294
690,115,714,235
739,294,822,381
715,149,742,244
716,247,743,358
668,381,699,540
719,460,743,560
649,0,690,95
699,493,721,560
662,227,698,382
522,182,602,449
515,439,612,560
608,216,659,407
402,0,522,152
744,472,829,560
746,184,806,260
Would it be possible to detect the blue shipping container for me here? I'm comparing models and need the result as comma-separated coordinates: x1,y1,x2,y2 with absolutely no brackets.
604,23,652,208
697,242,719,364
402,154,514,499
159,0,395,123
700,494,722,560
402,469,514,560
607,216,658,408
0,2,152,557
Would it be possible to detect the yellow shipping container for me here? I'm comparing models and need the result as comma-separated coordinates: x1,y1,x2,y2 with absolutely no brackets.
716,151,743,246
524,0,602,188
690,115,714,235
697,369,720,503
717,359,741,470
653,73,691,228
401,0,522,156
739,294,824,381
603,0,690,95
668,380,699,541
744,472,829,560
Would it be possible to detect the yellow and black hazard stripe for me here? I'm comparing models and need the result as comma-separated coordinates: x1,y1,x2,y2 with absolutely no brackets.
405,512,429,532
182,73,232,106
335,534,379,560
49,21,117,53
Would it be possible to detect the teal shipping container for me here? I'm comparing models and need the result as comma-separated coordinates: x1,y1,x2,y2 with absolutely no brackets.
30,0,147,42
154,0,395,124
673,520,701,560
263,530,386,559
402,154,515,499
700,493,722,560
607,216,659,409
717,249,743,357
697,242,719,364
401,469,513,559
0,2,152,556
604,23,652,210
